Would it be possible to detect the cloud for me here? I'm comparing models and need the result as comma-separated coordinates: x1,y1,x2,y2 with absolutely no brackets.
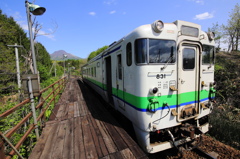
109,10,116,14
89,12,96,16
188,0,204,5
194,0,204,5
194,12,214,20
16,21,55,40
12,11,22,20
104,0,117,5
38,30,56,40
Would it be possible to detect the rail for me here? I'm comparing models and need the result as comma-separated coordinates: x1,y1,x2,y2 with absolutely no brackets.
0,77,68,159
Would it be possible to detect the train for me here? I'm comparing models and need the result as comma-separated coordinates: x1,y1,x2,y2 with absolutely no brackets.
81,20,216,153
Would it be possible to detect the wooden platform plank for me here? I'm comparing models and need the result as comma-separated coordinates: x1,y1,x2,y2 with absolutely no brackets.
74,102,80,117
129,145,147,159
55,103,65,119
49,103,60,121
61,103,69,120
82,115,98,159
97,119,118,154
109,151,123,159
68,102,75,118
114,126,136,148
88,113,109,157
120,148,136,159
104,122,127,151
73,117,86,159
79,100,87,117
37,122,60,159
30,78,148,159
87,115,105,158
28,124,52,158
50,120,67,159
63,118,74,159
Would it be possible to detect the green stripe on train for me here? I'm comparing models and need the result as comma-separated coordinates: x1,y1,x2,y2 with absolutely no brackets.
85,77,212,109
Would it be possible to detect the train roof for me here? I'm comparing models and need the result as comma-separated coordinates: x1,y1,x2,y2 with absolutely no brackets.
84,20,215,66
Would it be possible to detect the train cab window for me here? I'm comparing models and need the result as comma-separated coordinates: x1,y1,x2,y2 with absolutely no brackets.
117,54,122,80
183,48,195,69
149,39,176,63
135,39,147,64
126,43,132,66
202,45,215,64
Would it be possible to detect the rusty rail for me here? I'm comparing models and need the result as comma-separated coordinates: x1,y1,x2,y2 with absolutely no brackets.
0,77,68,159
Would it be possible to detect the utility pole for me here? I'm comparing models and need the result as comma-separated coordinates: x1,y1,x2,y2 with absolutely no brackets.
54,61,56,77
7,43,23,94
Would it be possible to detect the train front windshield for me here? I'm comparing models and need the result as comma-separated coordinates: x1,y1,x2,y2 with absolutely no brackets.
135,39,176,64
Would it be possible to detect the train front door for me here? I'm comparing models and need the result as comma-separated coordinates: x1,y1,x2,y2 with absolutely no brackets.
116,53,125,110
177,44,200,121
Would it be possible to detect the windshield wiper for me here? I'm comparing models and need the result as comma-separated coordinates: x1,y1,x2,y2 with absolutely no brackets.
161,46,174,71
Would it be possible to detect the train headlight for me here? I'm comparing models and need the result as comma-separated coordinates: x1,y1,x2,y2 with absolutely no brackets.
149,87,158,95
207,32,215,41
152,20,164,33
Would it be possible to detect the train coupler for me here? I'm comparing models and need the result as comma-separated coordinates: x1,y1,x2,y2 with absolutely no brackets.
180,123,203,139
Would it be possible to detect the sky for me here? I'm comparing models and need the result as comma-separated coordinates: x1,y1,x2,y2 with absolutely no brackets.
0,0,238,58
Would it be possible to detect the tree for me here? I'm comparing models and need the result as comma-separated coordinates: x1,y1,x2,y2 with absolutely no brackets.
87,46,109,61
223,3,240,51
25,15,58,73
0,10,53,95
0,10,30,94
208,22,222,52
35,42,52,81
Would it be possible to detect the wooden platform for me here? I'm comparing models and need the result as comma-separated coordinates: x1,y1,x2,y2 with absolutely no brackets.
29,77,148,159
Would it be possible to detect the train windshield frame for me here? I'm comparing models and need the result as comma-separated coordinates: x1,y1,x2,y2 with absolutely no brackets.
202,45,215,65
135,39,176,64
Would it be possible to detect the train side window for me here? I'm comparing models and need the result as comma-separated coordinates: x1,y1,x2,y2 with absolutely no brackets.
135,39,147,64
202,45,215,64
126,42,132,66
117,54,122,80
183,48,195,69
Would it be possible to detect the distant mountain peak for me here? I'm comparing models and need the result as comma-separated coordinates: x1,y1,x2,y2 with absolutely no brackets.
50,50,82,60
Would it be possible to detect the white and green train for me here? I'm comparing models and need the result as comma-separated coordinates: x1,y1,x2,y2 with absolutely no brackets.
82,20,216,153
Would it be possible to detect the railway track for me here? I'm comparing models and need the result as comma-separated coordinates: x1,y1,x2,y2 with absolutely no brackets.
191,147,218,159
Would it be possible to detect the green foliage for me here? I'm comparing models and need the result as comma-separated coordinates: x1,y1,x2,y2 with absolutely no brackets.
40,76,59,88
87,45,108,61
0,9,66,158
0,10,54,95
209,52,240,149
214,54,240,107
56,59,87,76
0,10,30,95
0,76,64,157
209,106,240,149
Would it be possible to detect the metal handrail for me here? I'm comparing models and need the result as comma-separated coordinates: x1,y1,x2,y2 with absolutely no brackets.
0,76,68,159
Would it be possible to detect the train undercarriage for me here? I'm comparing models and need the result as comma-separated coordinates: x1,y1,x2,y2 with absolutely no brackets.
148,115,209,153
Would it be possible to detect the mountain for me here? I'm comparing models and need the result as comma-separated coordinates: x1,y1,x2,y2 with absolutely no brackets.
50,50,82,60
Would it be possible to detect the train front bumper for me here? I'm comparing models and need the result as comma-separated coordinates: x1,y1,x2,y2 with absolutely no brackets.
148,123,209,153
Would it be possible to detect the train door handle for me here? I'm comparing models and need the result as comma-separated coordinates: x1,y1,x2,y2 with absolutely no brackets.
181,79,185,84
